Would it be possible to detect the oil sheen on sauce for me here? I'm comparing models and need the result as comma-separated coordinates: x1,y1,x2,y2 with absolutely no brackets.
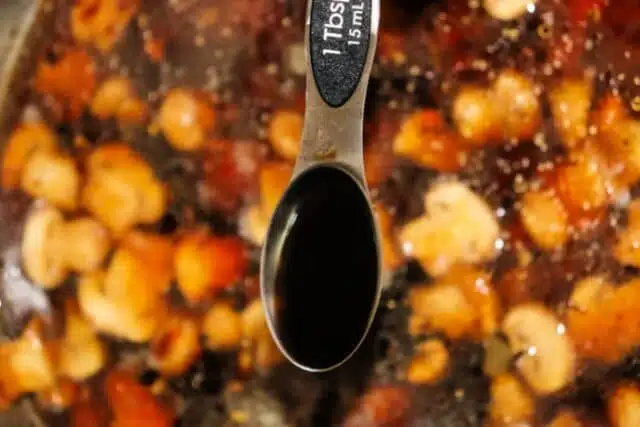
273,166,379,370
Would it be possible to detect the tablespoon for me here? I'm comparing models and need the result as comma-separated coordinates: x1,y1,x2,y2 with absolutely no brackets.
260,0,381,373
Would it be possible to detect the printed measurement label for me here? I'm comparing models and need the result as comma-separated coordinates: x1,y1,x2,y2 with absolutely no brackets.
309,0,372,107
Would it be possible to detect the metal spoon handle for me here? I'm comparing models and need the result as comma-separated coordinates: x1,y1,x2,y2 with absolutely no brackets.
296,0,380,178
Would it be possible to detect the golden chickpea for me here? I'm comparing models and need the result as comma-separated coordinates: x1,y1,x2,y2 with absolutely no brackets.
484,0,535,21
150,313,201,377
159,89,215,152
202,301,243,351
488,373,535,427
393,109,469,172
452,86,499,146
609,383,640,427
446,266,502,339
406,339,449,385
174,231,247,304
567,276,640,363
78,272,164,343
2,123,58,190
399,181,499,277
104,231,174,315
21,150,81,211
0,319,57,400
549,77,593,148
83,144,167,236
409,284,476,339
492,69,542,141
268,110,303,161
21,206,68,289
91,77,134,119
57,218,111,273
520,190,569,251
58,300,106,381
91,76,147,124
554,152,608,227
502,304,575,395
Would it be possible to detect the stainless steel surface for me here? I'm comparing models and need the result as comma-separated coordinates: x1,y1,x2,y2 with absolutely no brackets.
260,0,382,373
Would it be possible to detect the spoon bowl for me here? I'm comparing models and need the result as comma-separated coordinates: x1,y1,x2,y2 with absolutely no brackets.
261,163,381,372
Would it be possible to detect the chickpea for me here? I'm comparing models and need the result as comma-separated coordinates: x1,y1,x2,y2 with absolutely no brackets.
0,319,57,401
21,206,68,289
91,76,147,124
409,283,476,339
452,86,499,145
488,373,535,427
92,77,134,118
446,266,502,338
260,161,294,219
567,276,640,363
202,301,243,351
502,304,576,395
609,383,640,427
393,109,469,172
58,300,107,381
57,217,111,273
406,339,449,385
519,189,569,251
71,0,139,52
175,231,247,304
400,181,499,277
78,272,163,343
21,150,81,211
83,143,167,236
268,110,303,161
104,231,174,315
549,77,593,148
2,123,58,189
409,266,500,340
492,69,542,141
159,89,215,152
484,0,535,21
554,152,608,227
150,313,201,377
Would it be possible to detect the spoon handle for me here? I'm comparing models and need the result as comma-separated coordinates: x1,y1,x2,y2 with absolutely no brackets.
296,0,380,179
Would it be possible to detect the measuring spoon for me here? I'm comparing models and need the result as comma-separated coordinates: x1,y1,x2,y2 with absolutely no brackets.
260,0,381,373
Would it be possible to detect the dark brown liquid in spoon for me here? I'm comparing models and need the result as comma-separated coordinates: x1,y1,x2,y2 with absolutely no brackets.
273,166,379,370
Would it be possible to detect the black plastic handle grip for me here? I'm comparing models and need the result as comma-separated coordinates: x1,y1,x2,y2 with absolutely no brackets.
309,0,373,108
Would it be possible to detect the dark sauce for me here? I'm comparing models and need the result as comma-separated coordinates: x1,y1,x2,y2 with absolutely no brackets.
271,165,379,370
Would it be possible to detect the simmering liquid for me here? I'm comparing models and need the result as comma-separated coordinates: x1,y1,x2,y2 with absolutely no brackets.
272,166,379,370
